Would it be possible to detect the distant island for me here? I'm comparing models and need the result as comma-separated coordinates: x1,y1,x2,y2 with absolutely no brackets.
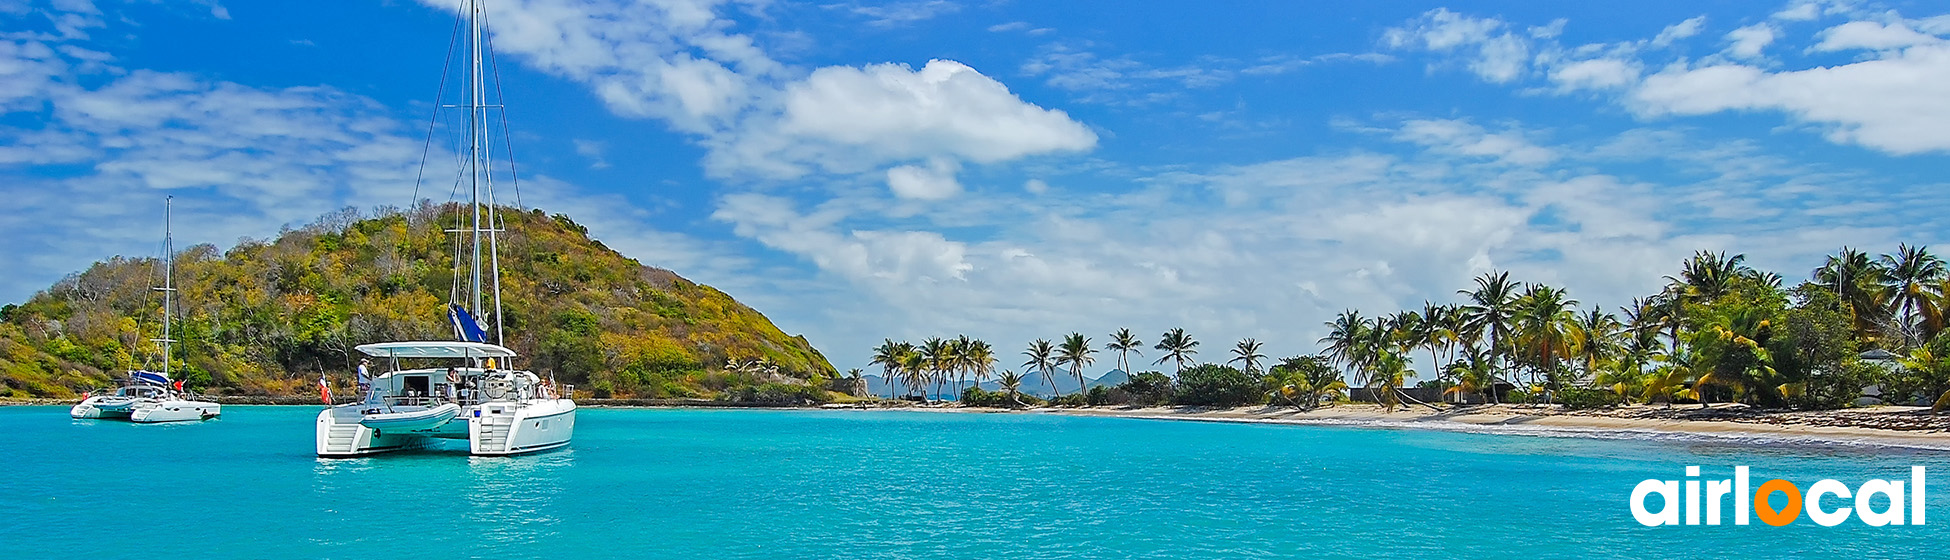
0,204,837,401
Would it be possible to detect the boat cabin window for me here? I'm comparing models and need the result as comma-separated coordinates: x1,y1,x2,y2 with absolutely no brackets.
403,376,430,396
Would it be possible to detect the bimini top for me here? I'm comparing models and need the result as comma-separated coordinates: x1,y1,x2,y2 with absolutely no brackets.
355,341,518,359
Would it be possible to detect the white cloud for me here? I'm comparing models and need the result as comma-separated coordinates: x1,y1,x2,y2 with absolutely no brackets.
1549,58,1640,91
1394,119,1556,166
1725,24,1778,59
885,158,961,200
1384,8,1531,83
1631,44,1950,154
1386,6,1950,157
417,0,1095,189
1774,3,1821,21
1023,178,1049,194
826,1,961,27
1652,16,1706,47
1814,21,1944,51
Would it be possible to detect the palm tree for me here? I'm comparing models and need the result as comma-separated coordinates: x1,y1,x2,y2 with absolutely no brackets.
1320,310,1369,376
1267,355,1345,409
966,339,996,394
1022,339,1059,396
868,339,911,399
1572,306,1620,385
1879,244,1946,347
1460,271,1520,398
1667,250,1751,304
1416,301,1455,391
1815,246,1890,343
1512,284,1578,399
1368,349,1410,412
1056,332,1097,395
921,337,953,401
997,370,1026,407
1153,328,1199,373
898,351,928,399
1228,338,1266,374
1106,328,1143,374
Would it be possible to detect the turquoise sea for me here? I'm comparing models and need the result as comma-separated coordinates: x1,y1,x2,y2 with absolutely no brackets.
1,406,1942,559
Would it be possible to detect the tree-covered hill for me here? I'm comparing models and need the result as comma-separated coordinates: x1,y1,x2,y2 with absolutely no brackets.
0,203,835,398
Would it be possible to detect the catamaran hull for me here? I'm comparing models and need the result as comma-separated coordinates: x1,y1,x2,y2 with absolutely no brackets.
468,399,575,456
71,396,143,420
317,400,574,457
130,400,221,423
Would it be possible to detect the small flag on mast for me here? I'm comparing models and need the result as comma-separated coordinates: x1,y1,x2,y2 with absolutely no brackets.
317,372,332,405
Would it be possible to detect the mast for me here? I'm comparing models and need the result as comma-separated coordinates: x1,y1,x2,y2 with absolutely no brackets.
468,0,486,323
152,196,177,384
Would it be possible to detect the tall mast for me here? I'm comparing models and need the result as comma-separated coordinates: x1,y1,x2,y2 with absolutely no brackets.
468,0,487,322
153,196,176,382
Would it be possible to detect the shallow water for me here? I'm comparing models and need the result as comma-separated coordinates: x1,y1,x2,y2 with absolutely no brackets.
1,406,1941,559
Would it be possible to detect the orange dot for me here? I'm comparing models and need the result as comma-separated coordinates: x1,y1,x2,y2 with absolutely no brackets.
1755,479,1803,527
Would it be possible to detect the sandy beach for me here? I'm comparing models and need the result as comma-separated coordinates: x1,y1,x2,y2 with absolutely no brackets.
1009,403,1950,450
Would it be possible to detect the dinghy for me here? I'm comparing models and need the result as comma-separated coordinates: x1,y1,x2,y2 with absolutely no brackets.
359,403,462,432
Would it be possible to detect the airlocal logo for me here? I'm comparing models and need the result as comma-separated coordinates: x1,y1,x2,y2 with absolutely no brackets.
1630,466,1925,527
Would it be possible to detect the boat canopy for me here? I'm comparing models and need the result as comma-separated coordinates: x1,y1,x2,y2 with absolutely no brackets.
356,341,518,359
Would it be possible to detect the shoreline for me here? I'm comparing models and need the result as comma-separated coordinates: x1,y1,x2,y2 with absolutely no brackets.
1027,403,1950,451
15,396,1950,450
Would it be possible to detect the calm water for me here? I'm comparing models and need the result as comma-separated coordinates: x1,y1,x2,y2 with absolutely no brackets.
1,406,1942,559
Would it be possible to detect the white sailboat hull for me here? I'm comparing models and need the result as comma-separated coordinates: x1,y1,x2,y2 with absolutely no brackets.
469,399,575,456
130,399,221,423
316,398,574,457
71,396,142,419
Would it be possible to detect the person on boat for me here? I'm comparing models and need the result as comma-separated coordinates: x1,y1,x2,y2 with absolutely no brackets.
356,358,374,402
444,367,459,401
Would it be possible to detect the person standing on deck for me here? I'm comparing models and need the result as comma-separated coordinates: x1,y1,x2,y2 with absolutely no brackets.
357,358,374,405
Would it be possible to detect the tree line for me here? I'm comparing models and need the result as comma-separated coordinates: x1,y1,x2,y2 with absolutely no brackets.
868,246,1950,412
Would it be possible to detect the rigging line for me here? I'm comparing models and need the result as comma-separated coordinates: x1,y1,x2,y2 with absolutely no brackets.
484,26,522,208
410,2,467,209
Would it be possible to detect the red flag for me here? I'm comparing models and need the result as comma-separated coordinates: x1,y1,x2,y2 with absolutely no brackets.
172,380,184,392
318,373,332,405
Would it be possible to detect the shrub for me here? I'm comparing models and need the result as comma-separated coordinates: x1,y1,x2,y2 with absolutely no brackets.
1117,371,1173,406
1556,387,1622,410
960,387,1017,408
1047,394,1088,407
1173,364,1263,407
719,382,829,405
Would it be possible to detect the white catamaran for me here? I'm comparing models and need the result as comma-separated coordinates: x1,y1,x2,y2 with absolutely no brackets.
315,0,574,457
72,197,221,423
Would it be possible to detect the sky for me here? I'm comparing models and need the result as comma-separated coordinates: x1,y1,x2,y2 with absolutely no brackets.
4,0,1950,377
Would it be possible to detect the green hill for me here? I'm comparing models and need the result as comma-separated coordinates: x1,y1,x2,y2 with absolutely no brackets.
0,204,835,399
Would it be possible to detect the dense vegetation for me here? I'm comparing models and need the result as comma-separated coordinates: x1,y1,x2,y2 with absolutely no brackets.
879,246,1950,413
0,203,835,398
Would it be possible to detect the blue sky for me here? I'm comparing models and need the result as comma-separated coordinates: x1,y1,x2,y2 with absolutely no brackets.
5,0,1950,377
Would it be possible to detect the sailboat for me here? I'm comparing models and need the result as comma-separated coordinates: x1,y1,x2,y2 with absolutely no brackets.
72,197,221,422
315,0,575,457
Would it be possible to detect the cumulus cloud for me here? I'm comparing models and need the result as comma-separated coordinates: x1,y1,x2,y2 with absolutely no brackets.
1725,24,1777,59
1652,16,1706,47
885,158,961,200
1383,8,1531,83
1814,21,1944,51
1386,5,1950,156
418,0,1095,188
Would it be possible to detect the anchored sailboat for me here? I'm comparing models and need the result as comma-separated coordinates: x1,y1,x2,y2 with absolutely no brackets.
72,197,221,422
315,0,575,457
